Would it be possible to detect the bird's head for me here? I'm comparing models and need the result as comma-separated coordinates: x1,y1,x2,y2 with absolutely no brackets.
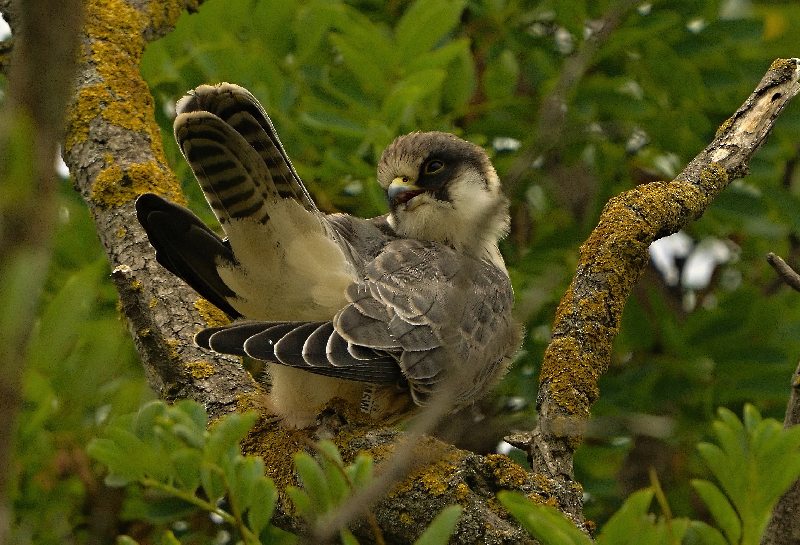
377,132,510,264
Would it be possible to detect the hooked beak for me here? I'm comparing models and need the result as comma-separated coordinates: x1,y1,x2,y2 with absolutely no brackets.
388,176,425,207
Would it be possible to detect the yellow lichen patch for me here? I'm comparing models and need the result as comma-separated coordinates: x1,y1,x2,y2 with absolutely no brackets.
131,278,143,290
715,116,735,139
91,162,180,208
184,360,215,379
541,167,732,420
149,298,158,308
137,328,151,338
531,472,554,494
64,84,106,151
236,390,270,414
699,163,728,194
485,454,529,489
541,337,596,418
116,226,127,238
393,447,463,498
166,338,181,359
522,491,549,506
84,0,144,57
455,482,470,502
770,57,795,72
398,512,413,525
66,0,184,203
241,421,310,498
146,0,197,31
194,299,231,327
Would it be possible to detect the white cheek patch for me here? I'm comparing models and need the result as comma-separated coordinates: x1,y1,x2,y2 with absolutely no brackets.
217,199,354,320
393,168,508,263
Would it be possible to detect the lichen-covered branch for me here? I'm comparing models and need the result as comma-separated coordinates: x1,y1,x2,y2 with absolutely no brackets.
243,403,573,544
62,0,262,420
530,59,800,491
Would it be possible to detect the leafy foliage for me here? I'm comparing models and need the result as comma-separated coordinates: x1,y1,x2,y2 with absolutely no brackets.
285,438,462,544
500,406,800,544
88,400,290,545
692,405,800,545
88,401,462,544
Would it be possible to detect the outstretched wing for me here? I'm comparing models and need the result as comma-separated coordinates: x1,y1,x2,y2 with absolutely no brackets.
139,83,382,321
196,239,517,404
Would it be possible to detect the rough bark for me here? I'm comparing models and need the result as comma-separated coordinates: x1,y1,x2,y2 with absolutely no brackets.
62,0,262,421
527,59,800,513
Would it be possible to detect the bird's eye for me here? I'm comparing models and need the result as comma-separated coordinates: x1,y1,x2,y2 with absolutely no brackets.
424,160,444,174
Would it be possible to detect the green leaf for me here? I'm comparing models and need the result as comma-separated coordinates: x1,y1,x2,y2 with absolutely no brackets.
684,521,729,545
483,49,520,100
340,527,360,545
159,530,181,545
346,454,374,488
247,477,278,536
413,505,463,545
24,260,105,367
690,479,741,544
597,489,655,545
498,491,591,545
122,493,198,524
116,537,140,545
380,68,447,125
204,411,257,464
169,448,202,491
395,0,466,59
260,525,299,545
316,441,349,503
133,401,168,441
294,451,332,515
287,485,313,519
228,456,265,513
200,463,226,503
695,406,800,545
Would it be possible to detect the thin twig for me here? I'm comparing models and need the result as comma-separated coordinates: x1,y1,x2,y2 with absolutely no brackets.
767,252,800,292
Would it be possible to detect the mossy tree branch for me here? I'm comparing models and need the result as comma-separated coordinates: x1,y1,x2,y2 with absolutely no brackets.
530,59,800,491
62,0,262,420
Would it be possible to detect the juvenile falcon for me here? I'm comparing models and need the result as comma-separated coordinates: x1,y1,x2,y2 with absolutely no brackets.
136,83,520,428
